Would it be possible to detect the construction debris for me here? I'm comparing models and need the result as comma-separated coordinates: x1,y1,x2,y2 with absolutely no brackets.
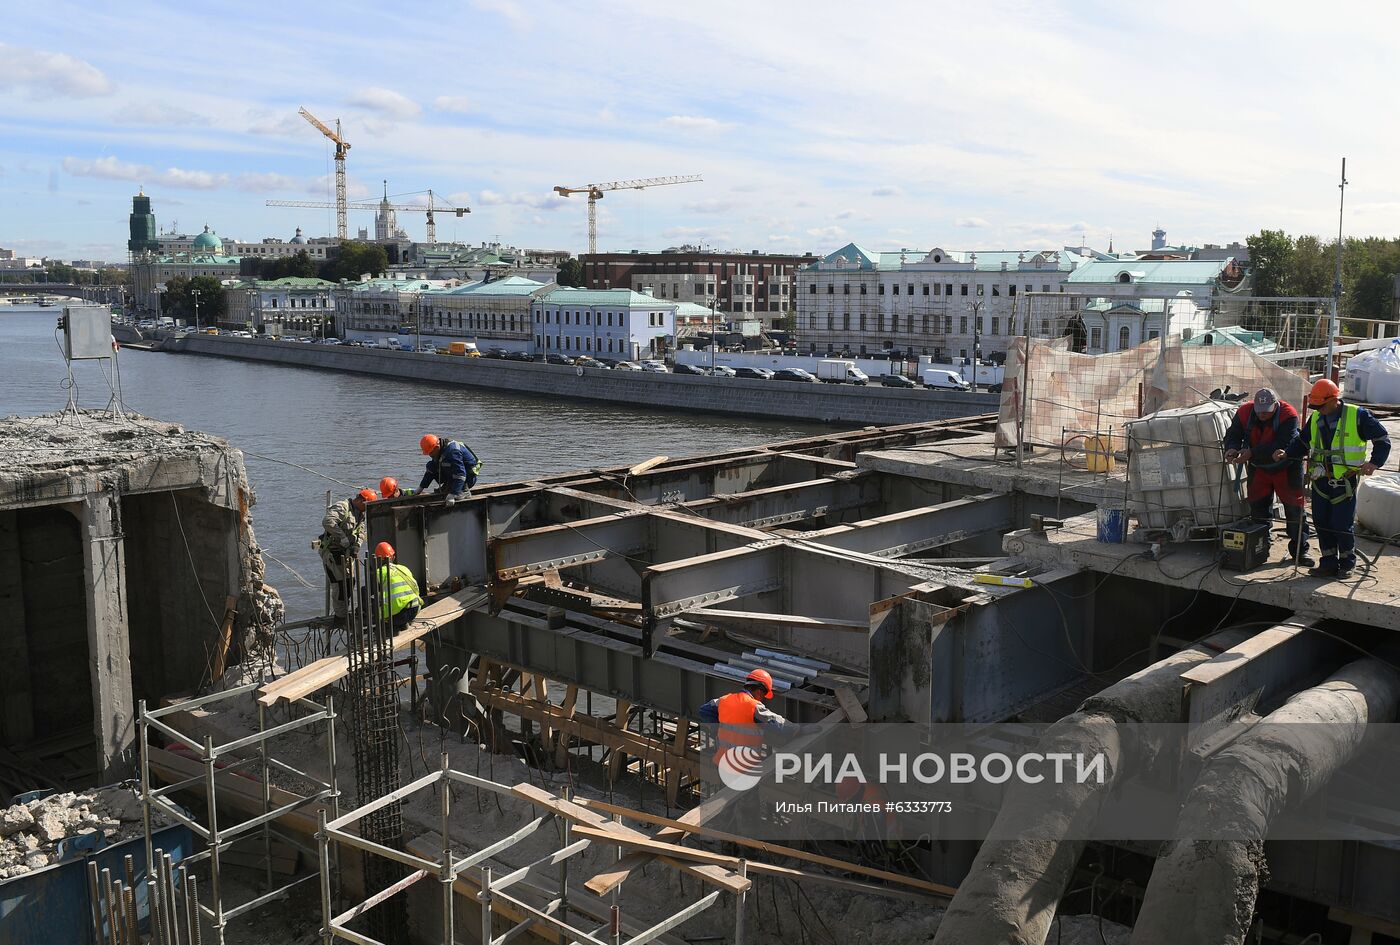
0,785,154,879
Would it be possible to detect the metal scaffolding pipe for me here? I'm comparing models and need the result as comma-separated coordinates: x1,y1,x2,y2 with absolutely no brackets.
932,628,1252,945
1131,658,1400,945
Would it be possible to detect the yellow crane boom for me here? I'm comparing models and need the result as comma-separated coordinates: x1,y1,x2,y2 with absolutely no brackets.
298,107,351,239
552,175,702,254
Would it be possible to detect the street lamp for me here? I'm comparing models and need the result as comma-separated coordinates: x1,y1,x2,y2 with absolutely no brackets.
154,284,166,324
967,300,983,393
192,287,201,331
709,296,719,374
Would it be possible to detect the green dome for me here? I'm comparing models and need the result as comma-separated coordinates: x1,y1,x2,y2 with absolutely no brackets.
193,226,221,251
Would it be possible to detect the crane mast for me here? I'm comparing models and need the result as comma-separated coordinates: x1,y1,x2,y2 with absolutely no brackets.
552,175,702,254
298,107,351,240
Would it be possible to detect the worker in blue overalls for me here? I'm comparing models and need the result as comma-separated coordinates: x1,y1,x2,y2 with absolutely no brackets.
1281,379,1390,578
417,434,482,505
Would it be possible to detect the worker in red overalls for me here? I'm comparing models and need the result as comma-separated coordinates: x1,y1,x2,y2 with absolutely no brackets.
1223,387,1312,566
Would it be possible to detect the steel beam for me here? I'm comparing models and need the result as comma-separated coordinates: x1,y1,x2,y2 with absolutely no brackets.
803,492,1017,558
683,474,884,528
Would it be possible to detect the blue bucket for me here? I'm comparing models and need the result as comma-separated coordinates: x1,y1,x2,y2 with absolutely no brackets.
1097,507,1127,543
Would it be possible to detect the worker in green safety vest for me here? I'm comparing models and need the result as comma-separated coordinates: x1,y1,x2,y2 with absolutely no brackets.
372,541,422,629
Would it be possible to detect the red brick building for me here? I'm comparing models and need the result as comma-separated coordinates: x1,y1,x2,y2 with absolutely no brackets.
581,247,817,326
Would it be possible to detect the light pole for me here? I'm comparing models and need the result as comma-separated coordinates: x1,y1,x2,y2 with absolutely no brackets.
709,296,719,374
155,284,166,324
967,300,983,393
192,287,201,331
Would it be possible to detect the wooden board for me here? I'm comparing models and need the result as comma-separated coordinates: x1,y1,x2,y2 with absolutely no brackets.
257,587,487,705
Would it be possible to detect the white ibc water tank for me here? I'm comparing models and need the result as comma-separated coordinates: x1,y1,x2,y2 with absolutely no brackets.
1126,401,1248,532
1346,347,1380,403
1357,472,1400,538
1363,343,1400,405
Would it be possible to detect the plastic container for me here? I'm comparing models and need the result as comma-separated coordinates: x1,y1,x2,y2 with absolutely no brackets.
1126,401,1247,532
1357,472,1400,538
1346,347,1379,402
1361,343,1400,405
1097,506,1127,543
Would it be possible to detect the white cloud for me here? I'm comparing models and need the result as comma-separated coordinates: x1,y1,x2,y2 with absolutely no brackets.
956,216,989,228
806,225,846,240
0,43,112,98
683,198,740,214
871,186,903,197
113,103,210,126
470,0,531,31
433,95,471,114
62,156,319,194
478,189,570,211
835,209,858,221
663,115,729,133
246,110,306,136
347,87,421,119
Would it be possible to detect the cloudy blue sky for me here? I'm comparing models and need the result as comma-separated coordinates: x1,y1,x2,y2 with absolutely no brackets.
2,0,1396,262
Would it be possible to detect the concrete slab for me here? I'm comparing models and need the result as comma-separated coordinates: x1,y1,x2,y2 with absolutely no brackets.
1005,511,1400,632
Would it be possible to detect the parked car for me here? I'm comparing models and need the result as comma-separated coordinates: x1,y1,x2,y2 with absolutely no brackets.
673,363,706,376
921,369,972,391
707,366,738,378
774,367,817,383
575,356,607,369
640,360,669,373
323,338,342,345
417,343,437,353
880,373,916,388
735,367,774,380
545,353,576,365
506,350,534,362
485,346,509,359
613,361,642,371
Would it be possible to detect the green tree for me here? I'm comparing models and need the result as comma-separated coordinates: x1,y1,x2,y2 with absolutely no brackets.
1290,235,1332,298
319,241,388,282
556,257,584,287
162,275,226,325
779,310,798,333
1245,229,1294,297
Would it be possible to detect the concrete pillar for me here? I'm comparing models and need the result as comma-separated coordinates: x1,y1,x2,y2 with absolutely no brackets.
82,492,135,779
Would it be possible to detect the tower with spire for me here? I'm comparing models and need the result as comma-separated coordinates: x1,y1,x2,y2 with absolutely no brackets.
1151,225,1167,251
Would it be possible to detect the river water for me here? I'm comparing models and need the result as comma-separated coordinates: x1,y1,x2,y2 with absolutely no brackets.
0,308,832,617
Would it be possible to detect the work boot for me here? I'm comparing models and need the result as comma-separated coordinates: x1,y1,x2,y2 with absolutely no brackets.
1337,557,1357,578
1311,557,1339,578
1288,550,1316,568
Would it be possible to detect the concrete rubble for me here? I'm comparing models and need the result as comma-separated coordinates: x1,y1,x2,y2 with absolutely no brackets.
0,785,158,880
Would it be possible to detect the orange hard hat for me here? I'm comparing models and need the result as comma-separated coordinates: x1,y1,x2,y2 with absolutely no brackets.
420,434,440,455
374,541,395,558
1307,378,1341,407
379,476,399,497
745,668,774,699
356,488,378,505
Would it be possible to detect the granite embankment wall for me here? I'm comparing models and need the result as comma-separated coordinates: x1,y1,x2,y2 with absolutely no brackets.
164,335,1001,425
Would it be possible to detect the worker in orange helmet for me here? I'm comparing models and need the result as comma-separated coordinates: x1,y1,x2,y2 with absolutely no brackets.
315,488,378,621
371,541,422,630
698,668,791,763
379,476,413,499
418,434,482,506
1279,378,1391,578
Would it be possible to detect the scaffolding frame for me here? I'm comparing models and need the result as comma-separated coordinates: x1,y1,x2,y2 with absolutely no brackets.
317,754,733,945
138,681,341,945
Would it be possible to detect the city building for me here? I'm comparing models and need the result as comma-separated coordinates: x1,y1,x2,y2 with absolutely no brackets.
131,251,242,314
225,277,336,333
1060,257,1247,353
231,229,338,263
580,247,816,326
531,288,676,361
333,276,455,334
157,225,228,256
126,191,159,257
415,277,554,353
0,256,45,270
795,242,1100,361
395,242,559,283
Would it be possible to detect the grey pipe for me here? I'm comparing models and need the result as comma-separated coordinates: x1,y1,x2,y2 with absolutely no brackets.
932,629,1251,945
1131,658,1400,945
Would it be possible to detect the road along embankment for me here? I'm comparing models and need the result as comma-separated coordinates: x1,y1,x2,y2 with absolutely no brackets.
159,335,1001,425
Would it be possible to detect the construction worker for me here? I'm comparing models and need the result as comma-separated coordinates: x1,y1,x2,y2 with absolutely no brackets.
317,488,377,620
379,476,413,499
418,434,482,506
698,669,791,755
1223,387,1311,566
1280,379,1391,578
372,541,422,630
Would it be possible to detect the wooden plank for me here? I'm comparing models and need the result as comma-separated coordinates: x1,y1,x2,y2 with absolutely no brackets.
692,608,869,633
210,595,239,682
665,719,689,807
577,798,954,898
509,783,749,895
568,826,939,902
627,455,669,477
554,685,579,768
607,700,632,787
833,686,868,724
257,587,487,705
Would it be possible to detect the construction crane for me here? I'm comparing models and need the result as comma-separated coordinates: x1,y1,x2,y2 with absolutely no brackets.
267,184,469,243
552,175,702,255
298,107,351,239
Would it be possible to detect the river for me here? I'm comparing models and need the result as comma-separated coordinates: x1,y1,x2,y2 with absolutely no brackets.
0,307,834,617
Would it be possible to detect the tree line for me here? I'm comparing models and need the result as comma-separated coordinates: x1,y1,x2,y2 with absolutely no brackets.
1246,229,1400,320
241,241,390,283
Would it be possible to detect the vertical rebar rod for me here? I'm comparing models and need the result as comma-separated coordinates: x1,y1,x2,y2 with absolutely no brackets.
258,702,273,896
87,861,104,944
479,867,492,945
559,786,572,928
109,879,124,945
186,871,202,945
123,880,138,945
318,810,333,945
203,734,225,945
149,876,164,945
440,753,454,945
102,868,118,945
163,852,179,945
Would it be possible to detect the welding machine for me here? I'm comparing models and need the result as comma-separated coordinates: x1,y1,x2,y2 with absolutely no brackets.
1220,519,1271,570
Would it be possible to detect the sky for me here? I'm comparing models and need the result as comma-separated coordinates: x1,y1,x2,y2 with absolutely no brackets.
2,0,1398,263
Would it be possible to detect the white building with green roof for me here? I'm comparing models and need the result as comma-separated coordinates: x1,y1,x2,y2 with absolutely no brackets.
796,242,1100,361
531,288,677,361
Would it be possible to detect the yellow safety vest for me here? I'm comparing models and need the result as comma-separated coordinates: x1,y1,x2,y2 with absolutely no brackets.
1308,404,1368,498
375,563,422,619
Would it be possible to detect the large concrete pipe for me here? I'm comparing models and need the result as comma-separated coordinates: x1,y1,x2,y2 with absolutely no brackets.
1130,658,1400,945
932,628,1252,945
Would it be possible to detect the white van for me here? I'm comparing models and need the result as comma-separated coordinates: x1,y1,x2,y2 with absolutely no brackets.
921,369,972,391
816,359,870,385
378,337,404,350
